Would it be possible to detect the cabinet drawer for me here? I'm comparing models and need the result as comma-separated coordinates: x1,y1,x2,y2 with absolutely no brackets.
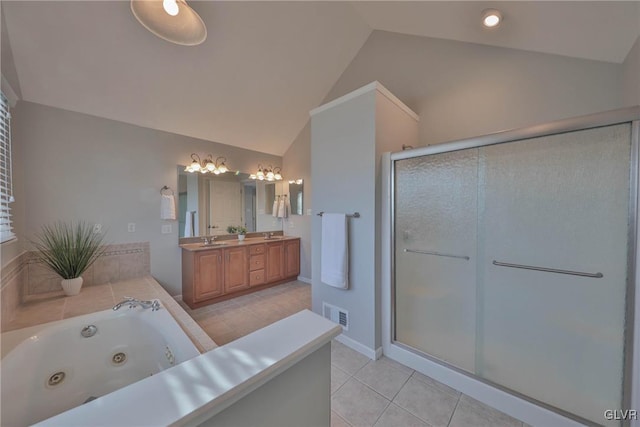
249,254,265,271
249,244,266,255
249,269,265,286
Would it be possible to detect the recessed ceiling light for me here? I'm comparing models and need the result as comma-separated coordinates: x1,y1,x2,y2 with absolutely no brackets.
482,9,503,28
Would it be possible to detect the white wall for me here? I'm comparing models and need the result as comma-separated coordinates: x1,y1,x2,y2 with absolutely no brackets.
622,36,640,107
13,101,281,294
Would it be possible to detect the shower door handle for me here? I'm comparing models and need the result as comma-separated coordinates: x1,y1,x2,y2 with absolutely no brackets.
403,249,470,261
492,260,603,278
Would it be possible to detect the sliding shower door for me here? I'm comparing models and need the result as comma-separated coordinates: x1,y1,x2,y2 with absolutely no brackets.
393,120,635,425
478,124,631,425
394,149,478,372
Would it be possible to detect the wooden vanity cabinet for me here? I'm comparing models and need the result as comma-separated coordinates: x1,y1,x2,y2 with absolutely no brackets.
182,249,224,305
266,242,284,282
284,239,300,278
223,246,248,293
182,238,301,309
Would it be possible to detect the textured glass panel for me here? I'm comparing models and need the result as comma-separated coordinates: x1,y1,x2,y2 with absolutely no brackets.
478,124,631,425
394,149,478,372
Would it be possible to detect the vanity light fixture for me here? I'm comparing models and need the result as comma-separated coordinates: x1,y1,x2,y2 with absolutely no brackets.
481,9,503,28
184,154,229,174
288,179,303,185
250,165,283,182
131,0,207,46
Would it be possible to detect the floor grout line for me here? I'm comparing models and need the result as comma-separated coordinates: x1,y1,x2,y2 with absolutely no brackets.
446,393,462,427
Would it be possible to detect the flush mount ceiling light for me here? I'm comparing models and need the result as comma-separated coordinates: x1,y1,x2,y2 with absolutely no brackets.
131,0,207,46
481,9,503,28
184,154,228,174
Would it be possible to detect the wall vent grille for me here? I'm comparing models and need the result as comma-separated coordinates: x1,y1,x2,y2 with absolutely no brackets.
322,302,349,331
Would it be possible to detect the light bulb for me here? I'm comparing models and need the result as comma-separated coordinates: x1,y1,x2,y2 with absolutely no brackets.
275,172,282,180
163,0,179,16
256,169,264,178
213,169,221,175
205,162,216,172
218,163,228,173
482,9,502,28
266,170,275,180
250,174,257,180
190,160,201,172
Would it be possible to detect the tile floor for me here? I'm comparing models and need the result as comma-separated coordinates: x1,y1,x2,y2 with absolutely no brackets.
180,281,527,427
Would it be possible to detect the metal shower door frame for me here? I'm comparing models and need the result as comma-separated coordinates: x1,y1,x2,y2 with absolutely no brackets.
384,106,640,427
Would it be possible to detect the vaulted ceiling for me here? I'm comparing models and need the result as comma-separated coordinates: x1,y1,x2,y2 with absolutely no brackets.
2,1,639,155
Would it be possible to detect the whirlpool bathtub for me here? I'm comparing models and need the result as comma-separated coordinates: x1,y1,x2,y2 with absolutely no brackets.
1,302,200,426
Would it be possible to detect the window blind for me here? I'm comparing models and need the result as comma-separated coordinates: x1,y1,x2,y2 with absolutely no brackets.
0,91,15,243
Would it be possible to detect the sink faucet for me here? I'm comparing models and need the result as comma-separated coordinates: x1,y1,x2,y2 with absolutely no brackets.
113,297,160,311
202,236,217,245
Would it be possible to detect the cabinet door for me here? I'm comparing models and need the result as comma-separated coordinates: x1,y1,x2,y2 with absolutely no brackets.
284,239,300,278
266,242,284,282
194,250,223,301
224,246,249,293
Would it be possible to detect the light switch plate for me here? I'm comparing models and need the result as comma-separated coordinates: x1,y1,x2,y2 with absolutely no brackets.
128,223,136,233
161,224,172,234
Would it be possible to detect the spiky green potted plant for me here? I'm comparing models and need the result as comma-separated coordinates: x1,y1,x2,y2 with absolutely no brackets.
31,221,107,296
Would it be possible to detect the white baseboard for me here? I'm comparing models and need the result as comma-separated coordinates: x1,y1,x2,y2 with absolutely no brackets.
173,294,182,301
335,334,382,360
297,276,311,284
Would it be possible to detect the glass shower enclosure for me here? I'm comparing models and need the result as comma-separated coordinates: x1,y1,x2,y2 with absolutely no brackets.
389,108,640,426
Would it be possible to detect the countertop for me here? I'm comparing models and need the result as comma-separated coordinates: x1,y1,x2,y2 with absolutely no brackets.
180,236,300,252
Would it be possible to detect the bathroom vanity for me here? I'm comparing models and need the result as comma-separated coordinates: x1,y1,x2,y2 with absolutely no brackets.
181,237,301,308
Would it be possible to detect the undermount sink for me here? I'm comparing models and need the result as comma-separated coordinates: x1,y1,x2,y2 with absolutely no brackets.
200,242,228,247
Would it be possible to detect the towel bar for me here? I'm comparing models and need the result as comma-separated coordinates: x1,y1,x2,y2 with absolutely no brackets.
404,249,469,260
160,185,174,195
317,211,360,218
492,260,603,278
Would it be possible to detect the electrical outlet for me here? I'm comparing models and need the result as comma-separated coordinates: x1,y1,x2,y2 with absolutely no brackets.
93,224,102,234
127,223,136,233
161,224,172,234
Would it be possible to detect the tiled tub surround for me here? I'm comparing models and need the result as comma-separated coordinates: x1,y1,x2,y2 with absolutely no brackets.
1,242,151,327
24,242,151,300
0,251,26,327
1,276,216,353
2,302,201,426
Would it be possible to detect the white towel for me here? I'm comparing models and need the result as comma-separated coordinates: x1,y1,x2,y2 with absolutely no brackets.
184,211,194,237
277,196,288,218
321,213,348,289
161,194,176,220
272,198,279,217
284,195,291,218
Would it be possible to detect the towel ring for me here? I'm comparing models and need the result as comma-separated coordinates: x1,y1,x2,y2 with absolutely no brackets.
160,186,174,195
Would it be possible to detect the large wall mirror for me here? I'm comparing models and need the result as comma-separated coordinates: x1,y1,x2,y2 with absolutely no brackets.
177,166,287,238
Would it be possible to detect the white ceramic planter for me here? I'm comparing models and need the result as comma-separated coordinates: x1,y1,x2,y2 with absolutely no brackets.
61,277,83,296
238,234,246,241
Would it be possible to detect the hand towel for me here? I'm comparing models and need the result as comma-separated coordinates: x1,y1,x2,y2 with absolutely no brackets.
284,195,291,218
272,198,279,217
321,213,348,289
161,194,176,220
278,196,287,218
184,211,194,237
